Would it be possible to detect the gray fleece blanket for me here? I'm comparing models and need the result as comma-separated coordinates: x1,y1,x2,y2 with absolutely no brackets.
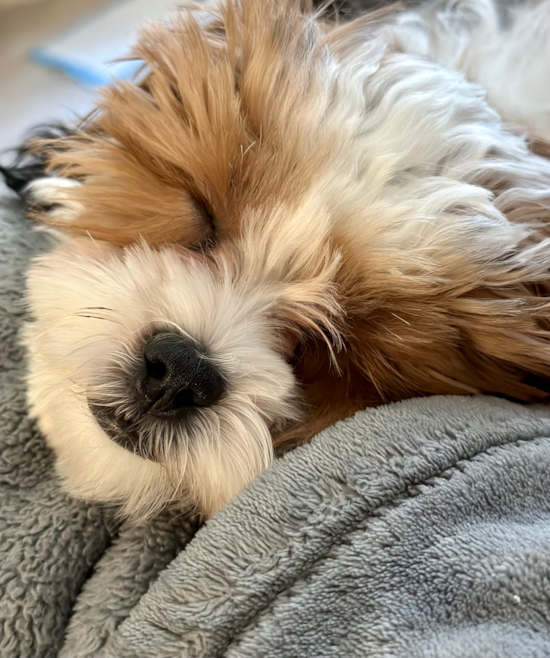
2,190,550,658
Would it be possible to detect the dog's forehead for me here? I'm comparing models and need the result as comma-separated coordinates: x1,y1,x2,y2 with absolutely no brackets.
35,0,343,249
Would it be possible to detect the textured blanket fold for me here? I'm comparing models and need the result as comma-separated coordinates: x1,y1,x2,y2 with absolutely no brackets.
2,193,550,658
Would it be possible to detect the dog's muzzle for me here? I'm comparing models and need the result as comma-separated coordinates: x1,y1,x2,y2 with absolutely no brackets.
89,331,226,458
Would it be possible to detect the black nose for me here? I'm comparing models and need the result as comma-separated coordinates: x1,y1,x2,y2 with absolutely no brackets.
137,333,225,417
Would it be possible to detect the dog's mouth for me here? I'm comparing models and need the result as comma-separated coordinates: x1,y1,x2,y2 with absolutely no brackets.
88,402,158,461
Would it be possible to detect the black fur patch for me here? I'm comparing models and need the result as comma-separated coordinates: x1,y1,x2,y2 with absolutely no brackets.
0,124,73,196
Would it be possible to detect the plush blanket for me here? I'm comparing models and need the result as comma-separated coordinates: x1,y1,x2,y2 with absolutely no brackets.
2,191,550,658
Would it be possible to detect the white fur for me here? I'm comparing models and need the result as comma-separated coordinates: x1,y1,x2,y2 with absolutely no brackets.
25,176,84,221
23,0,550,520
388,0,550,140
25,238,300,519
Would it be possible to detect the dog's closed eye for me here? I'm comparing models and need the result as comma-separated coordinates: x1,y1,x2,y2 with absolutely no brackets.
192,199,217,243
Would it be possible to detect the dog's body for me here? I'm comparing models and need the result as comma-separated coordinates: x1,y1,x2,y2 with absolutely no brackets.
14,0,550,519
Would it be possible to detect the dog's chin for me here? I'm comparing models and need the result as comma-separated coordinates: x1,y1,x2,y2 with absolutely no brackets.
35,386,280,521
88,402,156,461
88,401,201,463
87,402,278,518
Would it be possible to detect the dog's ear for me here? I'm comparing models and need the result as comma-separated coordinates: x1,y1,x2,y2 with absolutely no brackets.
0,123,215,247
21,126,218,247
22,0,341,247
276,255,550,453
10,14,232,245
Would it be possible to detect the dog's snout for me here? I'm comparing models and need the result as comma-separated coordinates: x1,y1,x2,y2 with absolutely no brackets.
137,332,225,417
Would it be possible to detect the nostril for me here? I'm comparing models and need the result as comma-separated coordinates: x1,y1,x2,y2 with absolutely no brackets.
170,388,196,410
145,357,167,381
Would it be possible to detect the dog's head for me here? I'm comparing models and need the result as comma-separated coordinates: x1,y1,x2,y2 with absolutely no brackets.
25,203,343,518
24,0,360,519
22,0,550,520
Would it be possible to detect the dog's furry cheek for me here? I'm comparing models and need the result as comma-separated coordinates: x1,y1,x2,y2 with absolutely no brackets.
23,334,173,520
